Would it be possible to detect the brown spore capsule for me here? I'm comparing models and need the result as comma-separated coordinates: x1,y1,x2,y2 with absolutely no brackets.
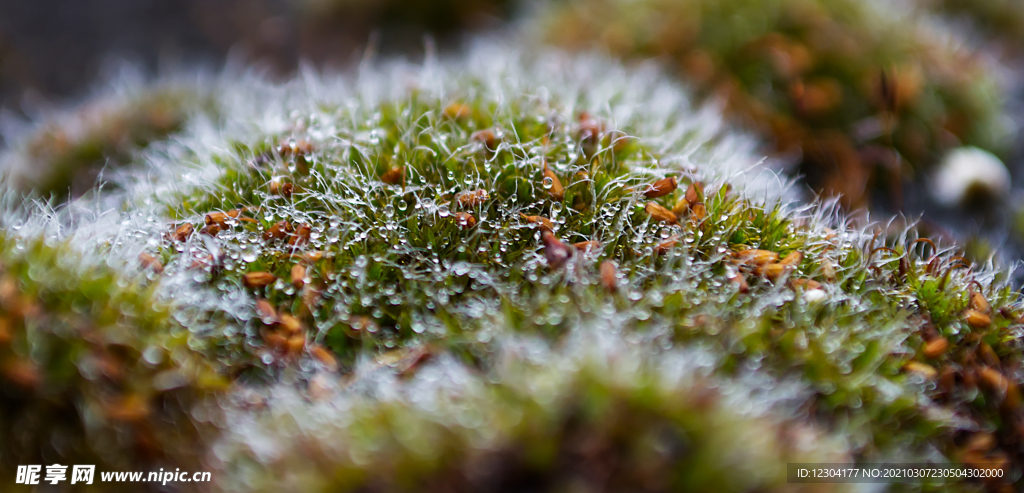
644,176,677,198
543,161,564,202
542,231,573,269
645,202,677,225
456,189,489,208
600,260,618,292
138,253,163,274
380,166,405,185
173,223,194,242
520,214,554,231
291,264,307,288
243,272,277,288
455,212,477,229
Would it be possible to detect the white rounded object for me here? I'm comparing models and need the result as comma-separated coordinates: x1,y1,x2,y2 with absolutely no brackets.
932,147,1011,207
802,289,828,304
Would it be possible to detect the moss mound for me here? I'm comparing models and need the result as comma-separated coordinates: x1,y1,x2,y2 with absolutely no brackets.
0,46,1020,491
2,84,213,201
0,233,225,485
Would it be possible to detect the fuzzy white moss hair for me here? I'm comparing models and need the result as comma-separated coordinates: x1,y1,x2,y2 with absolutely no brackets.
116,41,794,207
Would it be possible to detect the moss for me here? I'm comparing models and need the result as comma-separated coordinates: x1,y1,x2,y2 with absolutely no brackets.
3,85,213,201
535,0,1009,209
0,46,1019,490
139,65,1023,489
214,350,849,492
0,233,227,481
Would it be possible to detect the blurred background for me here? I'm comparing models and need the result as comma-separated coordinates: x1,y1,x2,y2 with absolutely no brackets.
0,0,511,112
3,0,1024,269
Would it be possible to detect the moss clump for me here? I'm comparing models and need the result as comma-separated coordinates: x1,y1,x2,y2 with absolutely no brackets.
2,85,211,201
113,49,1020,489
213,343,848,492
0,233,226,480
536,0,1008,209
1,46,1021,490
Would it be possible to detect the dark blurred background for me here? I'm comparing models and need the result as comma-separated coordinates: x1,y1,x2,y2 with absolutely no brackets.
0,0,511,116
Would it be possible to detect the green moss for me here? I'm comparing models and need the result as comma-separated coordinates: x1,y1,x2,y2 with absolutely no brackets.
8,86,212,201
218,355,849,492
0,233,226,478
0,43,1018,490
143,83,1024,489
